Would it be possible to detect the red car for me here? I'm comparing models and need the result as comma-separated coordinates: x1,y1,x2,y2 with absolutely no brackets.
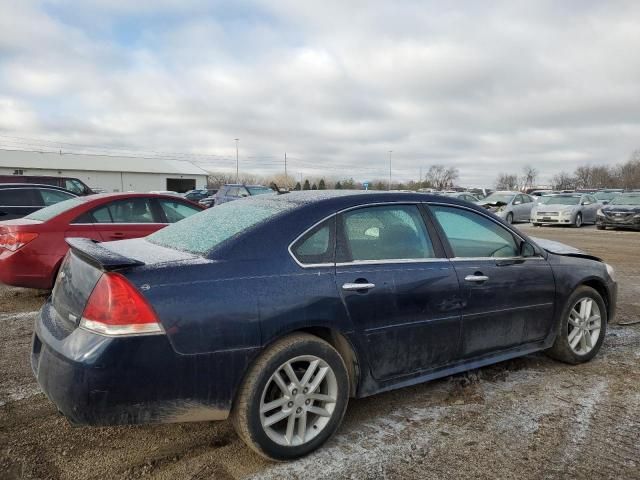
0,193,204,289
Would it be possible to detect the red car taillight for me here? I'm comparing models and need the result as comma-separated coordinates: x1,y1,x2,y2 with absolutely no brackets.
0,232,38,251
80,272,164,336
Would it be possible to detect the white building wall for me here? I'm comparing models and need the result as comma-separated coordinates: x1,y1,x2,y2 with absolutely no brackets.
0,167,207,192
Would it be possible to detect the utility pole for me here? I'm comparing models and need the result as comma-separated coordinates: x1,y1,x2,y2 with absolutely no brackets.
234,138,239,183
388,150,393,190
419,166,422,189
284,152,288,187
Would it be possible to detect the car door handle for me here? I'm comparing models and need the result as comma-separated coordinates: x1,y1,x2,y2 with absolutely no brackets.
110,232,125,238
342,282,376,291
464,275,489,283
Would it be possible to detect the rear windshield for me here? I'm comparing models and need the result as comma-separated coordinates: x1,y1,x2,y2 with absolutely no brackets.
610,195,640,205
25,197,87,222
248,186,274,196
147,198,296,255
540,196,580,205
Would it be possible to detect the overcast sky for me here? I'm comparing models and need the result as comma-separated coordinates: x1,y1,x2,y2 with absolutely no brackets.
1,1,640,186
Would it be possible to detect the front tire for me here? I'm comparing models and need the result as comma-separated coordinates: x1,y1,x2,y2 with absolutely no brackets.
506,212,514,224
574,213,583,228
546,286,607,364
596,225,606,230
231,333,350,461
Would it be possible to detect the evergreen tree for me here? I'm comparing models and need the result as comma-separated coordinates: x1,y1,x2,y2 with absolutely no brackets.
294,182,301,191
303,179,311,190
335,181,342,189
311,183,318,190
318,178,326,190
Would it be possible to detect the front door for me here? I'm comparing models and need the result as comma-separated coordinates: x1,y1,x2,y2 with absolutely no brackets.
428,204,556,358
334,204,462,381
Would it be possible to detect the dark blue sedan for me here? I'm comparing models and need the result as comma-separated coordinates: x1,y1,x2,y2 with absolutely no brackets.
32,191,617,460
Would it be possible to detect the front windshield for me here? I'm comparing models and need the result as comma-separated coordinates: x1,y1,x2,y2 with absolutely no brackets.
483,193,514,204
595,192,618,201
247,186,274,196
25,197,87,221
147,198,296,255
610,195,640,206
540,196,580,205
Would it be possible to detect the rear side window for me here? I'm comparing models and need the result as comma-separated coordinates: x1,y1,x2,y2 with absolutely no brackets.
337,205,435,262
158,199,202,223
147,198,296,255
291,217,335,265
0,189,37,206
38,189,76,206
431,205,519,258
74,198,157,224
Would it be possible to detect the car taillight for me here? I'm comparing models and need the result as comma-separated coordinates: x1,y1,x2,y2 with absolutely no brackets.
80,272,164,336
0,232,38,251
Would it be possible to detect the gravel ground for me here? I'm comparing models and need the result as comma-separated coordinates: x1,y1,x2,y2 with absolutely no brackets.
1,225,639,480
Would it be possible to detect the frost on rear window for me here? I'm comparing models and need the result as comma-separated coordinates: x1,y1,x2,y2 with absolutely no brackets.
146,198,296,255
25,197,86,222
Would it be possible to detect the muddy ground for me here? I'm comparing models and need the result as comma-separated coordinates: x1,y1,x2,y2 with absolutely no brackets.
1,225,639,479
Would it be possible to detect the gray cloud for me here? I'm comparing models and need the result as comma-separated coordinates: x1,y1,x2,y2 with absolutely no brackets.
1,0,640,185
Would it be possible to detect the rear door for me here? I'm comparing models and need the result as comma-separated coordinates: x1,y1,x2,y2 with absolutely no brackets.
334,204,462,381
69,197,163,242
0,188,40,220
428,204,556,358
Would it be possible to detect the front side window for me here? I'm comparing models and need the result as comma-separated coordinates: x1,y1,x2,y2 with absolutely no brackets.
158,199,202,223
291,217,335,265
64,179,85,194
338,205,435,262
431,205,519,258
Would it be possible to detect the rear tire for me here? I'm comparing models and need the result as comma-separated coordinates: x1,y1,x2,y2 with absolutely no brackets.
546,286,607,364
596,225,606,230
231,333,349,461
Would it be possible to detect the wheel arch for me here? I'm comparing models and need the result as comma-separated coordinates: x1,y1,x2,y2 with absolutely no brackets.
580,278,612,322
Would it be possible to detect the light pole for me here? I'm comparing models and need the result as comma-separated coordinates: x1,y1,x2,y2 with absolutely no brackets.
388,150,393,190
234,138,239,183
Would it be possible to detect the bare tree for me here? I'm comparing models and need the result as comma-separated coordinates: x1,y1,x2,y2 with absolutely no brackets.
495,173,519,190
551,171,576,190
425,165,459,190
521,165,538,190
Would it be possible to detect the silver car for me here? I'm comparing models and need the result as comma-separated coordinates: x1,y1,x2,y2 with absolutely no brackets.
531,193,601,227
479,191,535,224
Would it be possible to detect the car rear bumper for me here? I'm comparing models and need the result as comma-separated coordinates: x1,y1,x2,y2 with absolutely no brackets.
32,301,257,425
0,249,59,289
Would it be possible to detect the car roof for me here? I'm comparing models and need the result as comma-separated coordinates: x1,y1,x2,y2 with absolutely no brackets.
543,193,582,197
0,183,75,192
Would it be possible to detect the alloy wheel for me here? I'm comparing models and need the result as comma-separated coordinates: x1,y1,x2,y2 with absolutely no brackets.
567,298,601,355
575,214,583,227
259,355,338,447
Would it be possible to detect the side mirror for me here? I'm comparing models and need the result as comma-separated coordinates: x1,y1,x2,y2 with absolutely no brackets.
520,241,536,257
513,200,521,205
602,200,610,205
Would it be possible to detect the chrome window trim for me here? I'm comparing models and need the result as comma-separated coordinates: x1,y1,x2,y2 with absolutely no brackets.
288,201,447,269
450,256,545,262
69,222,167,226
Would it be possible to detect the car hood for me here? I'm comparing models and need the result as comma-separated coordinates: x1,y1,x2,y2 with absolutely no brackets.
602,205,640,213
480,201,508,210
529,236,602,262
536,204,576,211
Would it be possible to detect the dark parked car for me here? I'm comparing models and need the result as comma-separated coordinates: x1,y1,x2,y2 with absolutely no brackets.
32,191,616,460
596,193,640,230
213,183,274,205
0,183,77,220
0,175,93,195
184,189,217,202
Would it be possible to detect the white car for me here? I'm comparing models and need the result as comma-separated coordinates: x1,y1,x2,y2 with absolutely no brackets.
531,194,601,227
